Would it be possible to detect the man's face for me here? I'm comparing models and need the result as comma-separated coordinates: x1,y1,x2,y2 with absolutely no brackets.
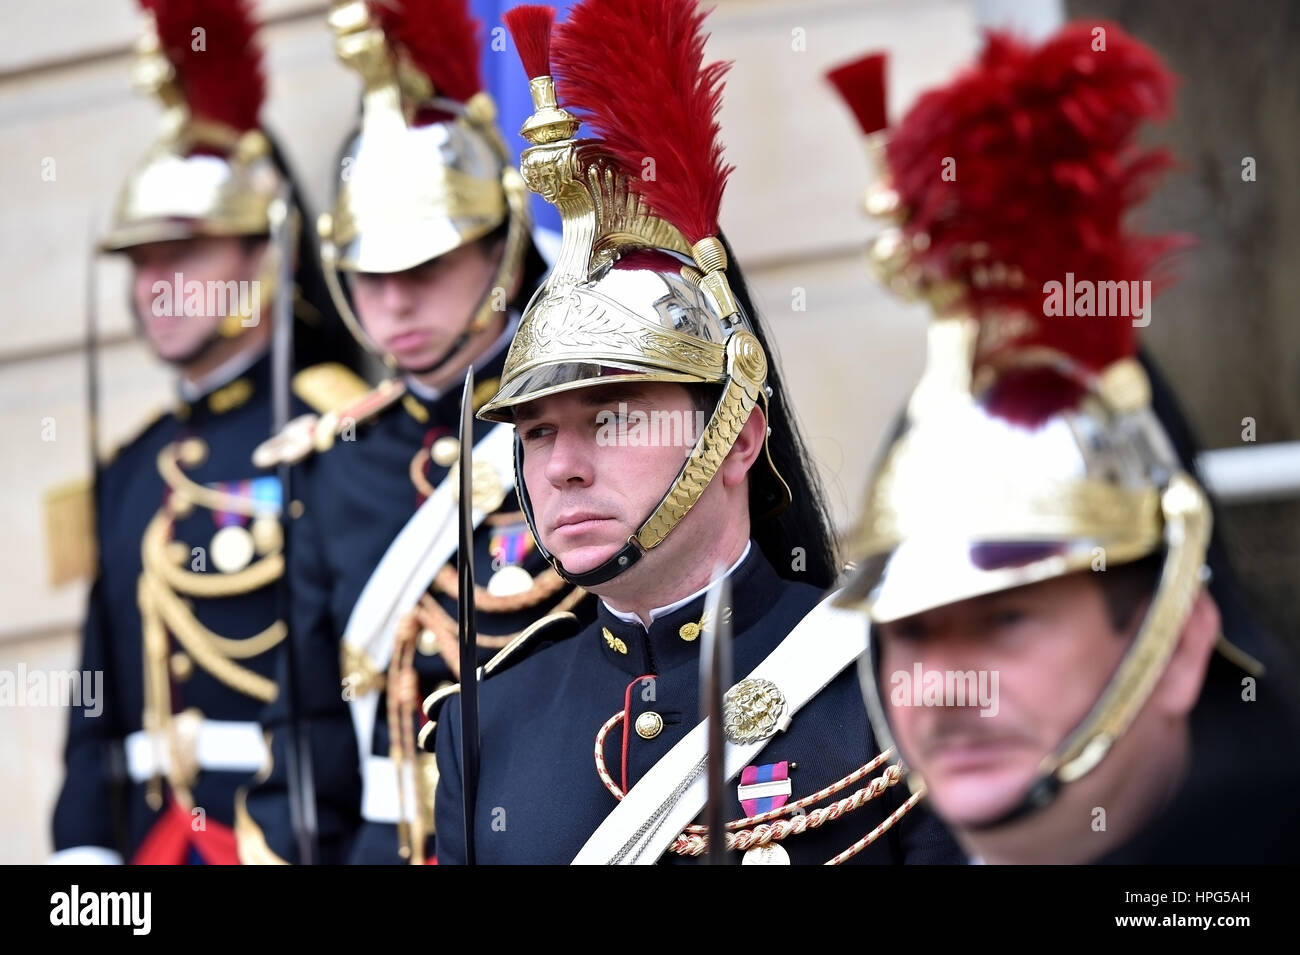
877,572,1132,828
350,240,500,372
128,236,262,364
513,382,696,576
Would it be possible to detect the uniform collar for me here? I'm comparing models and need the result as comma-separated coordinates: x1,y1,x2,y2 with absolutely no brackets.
594,541,782,676
176,347,269,420
178,344,267,403
603,541,752,629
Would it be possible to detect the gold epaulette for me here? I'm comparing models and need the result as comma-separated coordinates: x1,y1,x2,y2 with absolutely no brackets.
252,378,407,468
292,362,372,414
43,476,96,586
417,611,581,752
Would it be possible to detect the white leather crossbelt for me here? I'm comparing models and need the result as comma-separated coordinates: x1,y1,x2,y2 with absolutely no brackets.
572,592,867,864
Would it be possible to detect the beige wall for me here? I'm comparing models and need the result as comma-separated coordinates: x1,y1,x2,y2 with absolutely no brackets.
0,0,1030,862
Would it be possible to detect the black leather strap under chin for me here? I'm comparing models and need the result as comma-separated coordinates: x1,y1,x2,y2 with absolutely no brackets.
958,775,1064,832
512,433,651,588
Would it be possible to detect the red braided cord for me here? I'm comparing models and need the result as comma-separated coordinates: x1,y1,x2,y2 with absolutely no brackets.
824,787,925,866
594,707,918,863
669,762,907,856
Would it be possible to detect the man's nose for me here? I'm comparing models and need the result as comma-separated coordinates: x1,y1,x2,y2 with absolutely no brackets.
379,274,415,312
543,426,595,487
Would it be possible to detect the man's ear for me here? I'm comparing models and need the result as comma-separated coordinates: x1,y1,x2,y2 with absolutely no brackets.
719,403,767,488
1151,588,1220,719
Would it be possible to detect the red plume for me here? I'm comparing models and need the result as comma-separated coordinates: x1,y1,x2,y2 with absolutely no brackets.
504,4,556,80
144,0,264,132
553,0,732,244
886,21,1184,387
826,52,888,135
370,0,483,103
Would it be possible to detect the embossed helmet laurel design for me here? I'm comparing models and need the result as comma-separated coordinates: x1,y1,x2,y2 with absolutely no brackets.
477,1,790,588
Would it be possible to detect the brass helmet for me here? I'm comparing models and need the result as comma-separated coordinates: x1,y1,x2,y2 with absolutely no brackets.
319,0,532,364
475,0,791,589
101,0,281,254
828,25,1257,819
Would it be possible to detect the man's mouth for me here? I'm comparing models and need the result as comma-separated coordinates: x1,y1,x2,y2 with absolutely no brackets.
387,330,431,352
923,735,1025,772
552,511,615,535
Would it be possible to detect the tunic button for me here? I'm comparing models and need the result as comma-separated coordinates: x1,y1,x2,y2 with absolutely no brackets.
635,711,664,740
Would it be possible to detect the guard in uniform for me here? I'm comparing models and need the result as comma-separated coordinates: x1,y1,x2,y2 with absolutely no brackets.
238,0,590,865
426,0,963,865
828,25,1300,863
50,0,361,865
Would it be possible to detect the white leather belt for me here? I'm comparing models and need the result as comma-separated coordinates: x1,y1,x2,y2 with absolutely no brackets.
124,721,268,783
360,754,418,825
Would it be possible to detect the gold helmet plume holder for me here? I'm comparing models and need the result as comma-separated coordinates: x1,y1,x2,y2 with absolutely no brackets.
856,469,1212,831
511,329,768,589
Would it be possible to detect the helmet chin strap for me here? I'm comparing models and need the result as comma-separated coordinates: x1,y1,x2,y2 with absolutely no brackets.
865,472,1212,834
508,330,770,589
321,172,531,377
511,432,648,588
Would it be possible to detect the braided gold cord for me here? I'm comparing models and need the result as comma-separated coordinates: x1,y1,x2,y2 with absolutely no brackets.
823,788,925,866
143,510,284,598
415,581,586,653
157,443,279,518
681,748,895,833
140,572,280,702
429,562,570,614
593,710,625,795
670,763,905,857
593,708,911,863
389,615,426,863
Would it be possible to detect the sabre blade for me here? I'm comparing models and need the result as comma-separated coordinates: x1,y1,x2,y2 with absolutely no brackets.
699,567,733,865
267,190,318,865
457,366,480,865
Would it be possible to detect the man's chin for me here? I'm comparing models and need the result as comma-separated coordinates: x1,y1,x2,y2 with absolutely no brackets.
550,542,624,577
395,341,457,376
150,336,208,366
922,764,1040,830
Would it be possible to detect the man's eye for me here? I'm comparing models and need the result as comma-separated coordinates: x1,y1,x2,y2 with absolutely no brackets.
990,608,1026,628
413,258,442,280
885,621,926,643
521,425,553,441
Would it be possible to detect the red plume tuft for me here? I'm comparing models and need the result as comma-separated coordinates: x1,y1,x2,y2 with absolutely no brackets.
503,4,556,80
886,21,1185,382
553,0,733,245
145,0,264,132
826,52,888,135
370,0,483,104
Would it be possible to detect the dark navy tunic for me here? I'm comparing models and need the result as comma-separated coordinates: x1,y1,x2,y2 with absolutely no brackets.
434,545,963,865
52,353,304,861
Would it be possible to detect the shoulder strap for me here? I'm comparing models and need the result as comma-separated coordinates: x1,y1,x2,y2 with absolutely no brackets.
292,362,371,414
571,593,866,865
251,379,406,468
